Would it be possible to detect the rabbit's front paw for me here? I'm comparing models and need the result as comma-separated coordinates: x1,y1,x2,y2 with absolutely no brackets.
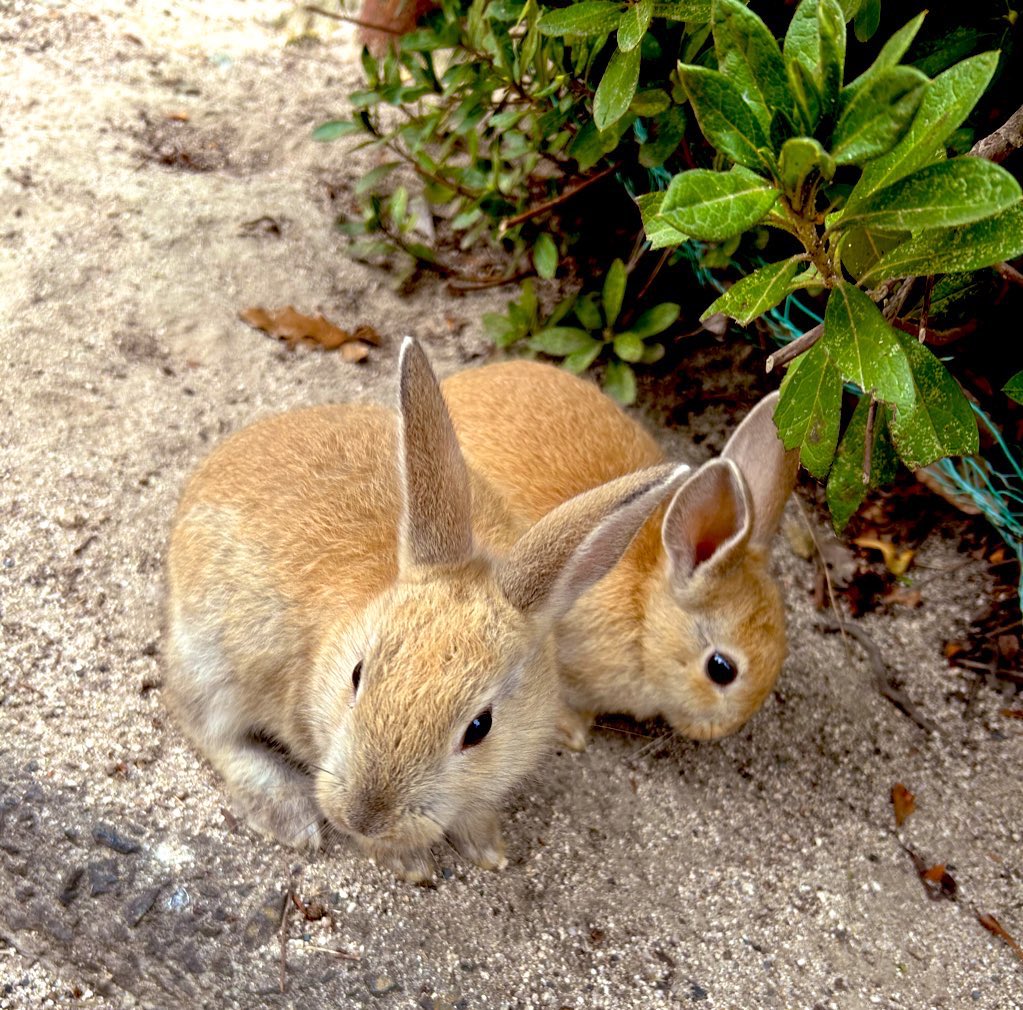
243,792,323,852
447,812,507,872
358,838,435,884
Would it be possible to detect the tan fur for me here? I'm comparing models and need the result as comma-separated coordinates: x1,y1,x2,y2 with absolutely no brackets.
165,340,686,881
443,360,799,742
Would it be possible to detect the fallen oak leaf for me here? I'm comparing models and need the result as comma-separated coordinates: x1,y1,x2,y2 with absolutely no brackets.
240,306,371,353
1000,708,1023,720
891,783,916,827
976,912,1023,962
882,586,923,609
853,535,915,577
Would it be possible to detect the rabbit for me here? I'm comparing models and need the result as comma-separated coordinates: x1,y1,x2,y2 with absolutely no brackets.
441,359,800,747
164,338,689,882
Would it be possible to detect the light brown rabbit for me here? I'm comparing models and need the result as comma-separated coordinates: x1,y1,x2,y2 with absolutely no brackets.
442,360,799,745
164,339,688,882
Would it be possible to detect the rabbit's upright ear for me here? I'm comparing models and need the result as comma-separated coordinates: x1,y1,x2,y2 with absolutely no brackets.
662,458,752,586
721,390,799,548
499,463,690,620
397,337,473,569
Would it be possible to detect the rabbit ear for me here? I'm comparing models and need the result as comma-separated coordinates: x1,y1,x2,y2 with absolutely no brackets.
397,337,473,568
662,458,752,585
721,390,799,548
499,463,691,619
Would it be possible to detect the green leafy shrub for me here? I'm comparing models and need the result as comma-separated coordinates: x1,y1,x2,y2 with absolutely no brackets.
316,0,1023,530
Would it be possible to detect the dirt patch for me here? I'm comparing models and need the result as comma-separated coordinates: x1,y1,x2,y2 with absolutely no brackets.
1,2,1021,1008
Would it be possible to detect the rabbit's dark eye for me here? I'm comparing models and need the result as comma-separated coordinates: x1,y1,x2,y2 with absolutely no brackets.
706,652,737,686
462,709,492,749
352,661,363,693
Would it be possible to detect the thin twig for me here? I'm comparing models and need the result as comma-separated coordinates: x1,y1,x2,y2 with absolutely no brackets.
765,323,823,373
303,4,404,34
498,163,619,233
299,942,363,961
863,397,877,485
816,616,938,732
794,497,844,634
968,104,1023,163
883,277,915,321
279,888,291,994
995,261,1023,287
447,269,530,291
634,247,672,303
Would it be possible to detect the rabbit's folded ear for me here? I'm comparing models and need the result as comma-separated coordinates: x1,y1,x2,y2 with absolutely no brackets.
397,337,473,569
662,458,752,585
499,463,690,619
721,390,799,548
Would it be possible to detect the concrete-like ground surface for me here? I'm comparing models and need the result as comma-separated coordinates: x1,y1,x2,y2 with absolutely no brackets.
1,2,1021,1007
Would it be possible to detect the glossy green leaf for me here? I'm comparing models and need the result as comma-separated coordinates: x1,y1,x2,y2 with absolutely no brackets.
840,158,1021,232
618,0,653,52
823,281,914,410
604,360,638,405
659,168,778,242
839,226,907,281
625,302,680,338
888,330,978,469
539,1,623,36
860,203,1023,285
676,64,771,170
631,88,671,116
533,233,559,279
783,0,845,116
701,258,800,325
613,332,646,362
562,342,604,374
847,51,999,209
853,0,881,42
637,192,689,249
594,46,642,131
639,106,687,167
787,59,822,133
603,259,628,327
712,0,792,131
1004,371,1023,405
776,340,843,479
826,397,897,532
530,327,600,356
847,11,926,91
312,120,361,142
831,66,928,166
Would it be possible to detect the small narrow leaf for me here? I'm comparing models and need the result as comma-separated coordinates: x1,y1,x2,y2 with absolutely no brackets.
830,66,928,166
653,1,712,21
847,51,999,209
823,282,914,410
604,360,638,405
779,137,836,207
676,64,771,170
712,0,792,131
659,168,778,242
701,259,800,325
840,159,1022,232
888,331,979,469
603,259,628,327
613,332,646,362
784,0,846,117
539,1,624,36
533,233,559,279
594,46,642,131
530,327,600,356
618,0,653,52
861,203,1023,285
775,341,843,479
312,120,360,142
847,11,926,91
562,342,604,374
625,302,680,338
826,397,897,532
853,0,881,42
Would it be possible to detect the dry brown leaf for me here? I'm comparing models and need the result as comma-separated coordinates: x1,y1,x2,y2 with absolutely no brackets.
853,535,915,576
340,341,370,364
989,546,1007,564
882,587,923,609
240,306,368,353
1000,708,1023,720
166,110,191,122
944,641,966,659
892,783,916,827
976,912,1023,961
922,864,947,884
921,864,957,899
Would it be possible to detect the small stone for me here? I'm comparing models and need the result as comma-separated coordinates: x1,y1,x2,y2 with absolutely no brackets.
366,974,400,997
690,982,709,1001
88,859,121,896
57,866,84,906
124,886,162,927
441,867,454,880
92,823,141,854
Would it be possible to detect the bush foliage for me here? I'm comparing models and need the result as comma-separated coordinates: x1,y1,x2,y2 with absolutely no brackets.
317,0,1023,531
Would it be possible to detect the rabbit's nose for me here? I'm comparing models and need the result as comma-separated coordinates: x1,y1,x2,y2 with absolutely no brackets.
346,791,393,838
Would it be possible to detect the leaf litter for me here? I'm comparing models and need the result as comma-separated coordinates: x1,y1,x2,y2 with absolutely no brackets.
240,306,381,360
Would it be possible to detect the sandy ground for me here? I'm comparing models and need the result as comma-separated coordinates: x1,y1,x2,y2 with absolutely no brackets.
1,1,1022,1008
